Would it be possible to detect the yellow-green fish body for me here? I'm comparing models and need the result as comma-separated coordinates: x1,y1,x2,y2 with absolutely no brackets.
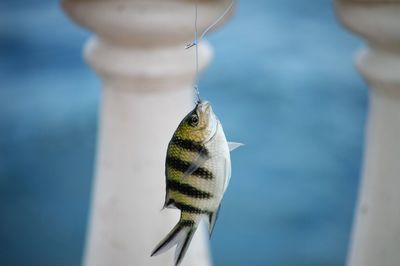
151,101,242,265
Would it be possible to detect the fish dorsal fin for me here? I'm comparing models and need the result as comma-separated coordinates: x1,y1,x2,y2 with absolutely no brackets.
228,142,244,152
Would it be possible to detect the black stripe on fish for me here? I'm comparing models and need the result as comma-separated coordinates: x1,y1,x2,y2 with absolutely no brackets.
167,180,213,199
174,202,211,215
180,220,195,227
171,136,209,157
166,156,214,180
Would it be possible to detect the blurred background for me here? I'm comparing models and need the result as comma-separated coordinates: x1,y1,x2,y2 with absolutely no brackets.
0,0,368,265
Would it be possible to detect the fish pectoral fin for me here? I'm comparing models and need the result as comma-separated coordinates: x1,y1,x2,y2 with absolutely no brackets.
228,142,244,152
208,205,221,237
182,149,209,178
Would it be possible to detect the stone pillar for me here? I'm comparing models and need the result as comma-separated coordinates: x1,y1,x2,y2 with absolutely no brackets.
335,1,400,265
62,0,234,265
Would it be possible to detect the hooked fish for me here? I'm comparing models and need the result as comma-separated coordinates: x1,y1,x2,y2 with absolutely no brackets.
151,101,243,265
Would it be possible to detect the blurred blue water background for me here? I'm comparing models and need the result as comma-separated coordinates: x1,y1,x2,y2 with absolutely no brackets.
0,1,368,266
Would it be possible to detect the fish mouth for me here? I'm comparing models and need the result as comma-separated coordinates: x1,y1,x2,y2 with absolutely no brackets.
197,100,214,122
197,100,211,114
197,101,218,143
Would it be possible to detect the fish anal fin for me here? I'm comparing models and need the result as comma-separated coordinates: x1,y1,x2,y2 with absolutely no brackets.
208,205,221,237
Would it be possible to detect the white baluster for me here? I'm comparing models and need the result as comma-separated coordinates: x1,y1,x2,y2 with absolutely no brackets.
62,0,234,265
335,1,400,265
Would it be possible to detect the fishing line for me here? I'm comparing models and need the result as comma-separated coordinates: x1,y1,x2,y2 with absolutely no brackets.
194,0,200,103
187,0,235,104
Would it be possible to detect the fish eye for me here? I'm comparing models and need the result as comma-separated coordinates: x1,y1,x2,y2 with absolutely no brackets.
189,114,199,127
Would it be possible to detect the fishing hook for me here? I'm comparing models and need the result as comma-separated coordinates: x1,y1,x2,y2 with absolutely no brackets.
187,0,235,104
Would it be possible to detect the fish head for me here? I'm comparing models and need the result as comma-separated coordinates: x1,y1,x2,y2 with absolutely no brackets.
176,101,218,143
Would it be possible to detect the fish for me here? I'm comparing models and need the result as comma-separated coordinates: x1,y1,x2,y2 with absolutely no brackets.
151,100,243,265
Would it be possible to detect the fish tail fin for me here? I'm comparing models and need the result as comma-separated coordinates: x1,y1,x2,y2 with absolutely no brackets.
151,219,198,266
174,225,196,266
